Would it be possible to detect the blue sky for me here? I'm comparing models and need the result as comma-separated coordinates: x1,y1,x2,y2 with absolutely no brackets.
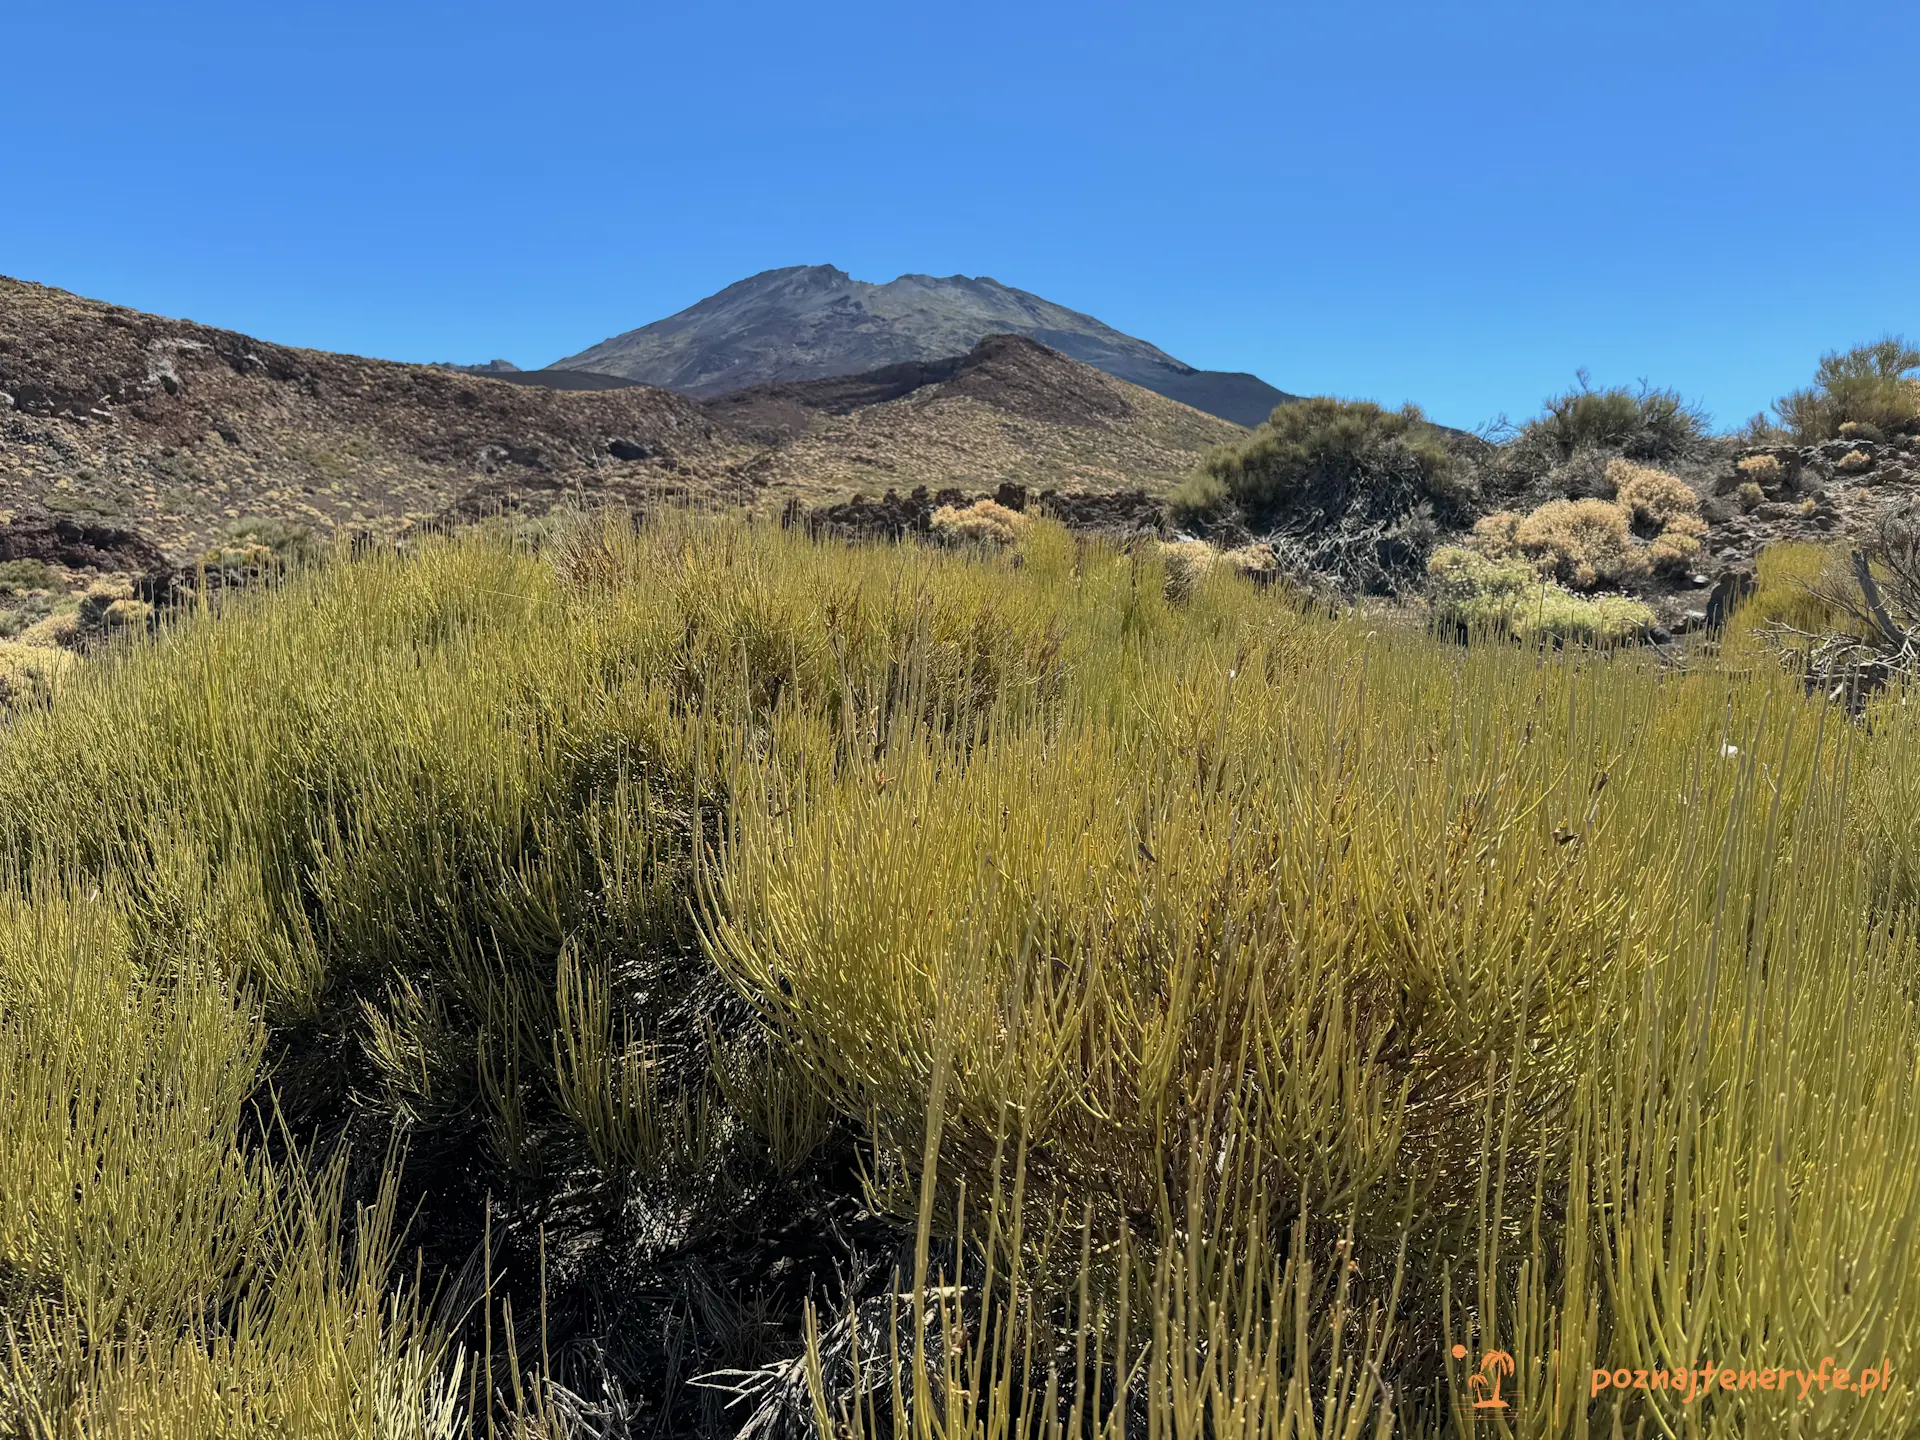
5,1,1915,430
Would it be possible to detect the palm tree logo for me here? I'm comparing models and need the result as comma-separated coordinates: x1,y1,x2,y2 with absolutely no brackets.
1452,1344,1514,1410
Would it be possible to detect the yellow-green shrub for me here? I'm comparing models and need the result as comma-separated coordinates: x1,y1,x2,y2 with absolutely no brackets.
0,560,55,596
2,514,1918,1437
1427,545,1654,643
0,887,463,1435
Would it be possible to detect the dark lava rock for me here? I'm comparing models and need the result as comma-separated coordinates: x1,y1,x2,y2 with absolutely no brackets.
1704,570,1757,633
0,509,167,573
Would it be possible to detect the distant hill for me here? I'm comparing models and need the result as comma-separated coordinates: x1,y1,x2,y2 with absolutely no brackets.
0,277,748,563
709,333,1246,504
550,266,1297,428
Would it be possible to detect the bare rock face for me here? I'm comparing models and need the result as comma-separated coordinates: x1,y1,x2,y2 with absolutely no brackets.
0,508,167,573
549,266,1298,428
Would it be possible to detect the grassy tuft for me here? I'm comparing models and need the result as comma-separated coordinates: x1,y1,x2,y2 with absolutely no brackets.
1,512,1918,1436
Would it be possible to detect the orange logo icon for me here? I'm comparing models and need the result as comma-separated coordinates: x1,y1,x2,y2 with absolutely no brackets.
1452,1345,1514,1410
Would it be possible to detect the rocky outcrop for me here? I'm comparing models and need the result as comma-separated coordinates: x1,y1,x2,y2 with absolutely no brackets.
1694,435,1919,569
0,508,167,573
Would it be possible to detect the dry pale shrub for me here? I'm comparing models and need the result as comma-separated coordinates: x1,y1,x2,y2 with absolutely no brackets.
1156,539,1217,601
1650,512,1709,572
103,597,153,629
0,639,76,703
1738,481,1766,512
1220,542,1281,583
1839,420,1886,443
204,540,279,573
76,577,137,632
1470,511,1522,558
81,576,134,604
1512,497,1649,589
1606,458,1700,526
17,613,80,649
1837,448,1875,474
1738,454,1787,486
929,498,1030,547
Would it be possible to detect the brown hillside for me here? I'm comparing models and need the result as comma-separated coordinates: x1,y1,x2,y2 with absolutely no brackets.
714,334,1246,505
0,276,751,563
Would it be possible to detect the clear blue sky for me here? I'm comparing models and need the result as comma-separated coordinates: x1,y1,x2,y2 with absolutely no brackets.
6,1,1915,430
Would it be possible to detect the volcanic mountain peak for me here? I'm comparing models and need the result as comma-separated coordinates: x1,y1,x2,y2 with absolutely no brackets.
550,267,1297,427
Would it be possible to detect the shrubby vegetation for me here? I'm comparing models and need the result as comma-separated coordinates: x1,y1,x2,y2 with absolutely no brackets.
929,496,1030,546
1169,372,1729,599
0,560,56,596
1515,372,1711,465
1174,397,1462,522
0,638,74,705
198,516,320,577
1464,459,1704,592
1172,336,1915,609
1172,397,1472,592
1425,545,1655,643
4,513,1920,1436
1772,337,1920,442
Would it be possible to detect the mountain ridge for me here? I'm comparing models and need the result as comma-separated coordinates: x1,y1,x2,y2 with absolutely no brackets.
550,266,1297,427
0,278,1241,577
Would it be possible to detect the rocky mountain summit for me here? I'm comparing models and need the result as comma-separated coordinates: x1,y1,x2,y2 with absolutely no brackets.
551,265,1296,427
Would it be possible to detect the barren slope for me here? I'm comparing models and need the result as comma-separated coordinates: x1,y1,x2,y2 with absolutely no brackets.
0,276,751,563
713,334,1247,505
